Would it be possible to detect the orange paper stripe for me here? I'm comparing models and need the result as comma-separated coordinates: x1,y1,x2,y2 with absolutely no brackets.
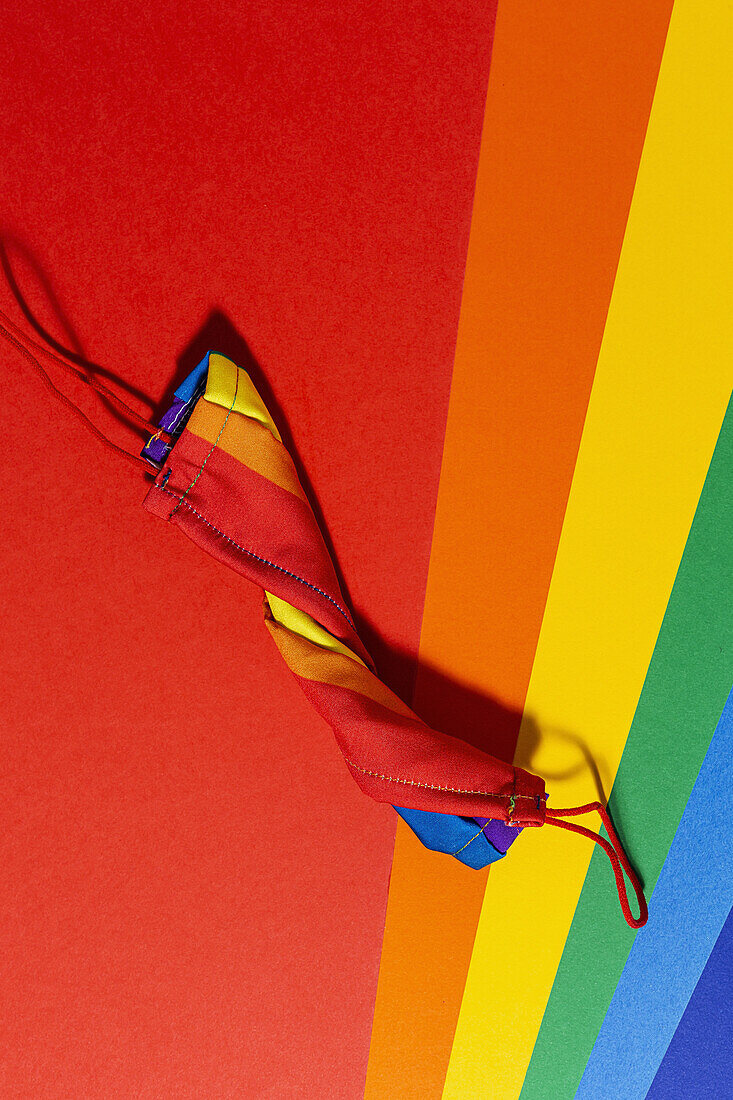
364,3,673,1097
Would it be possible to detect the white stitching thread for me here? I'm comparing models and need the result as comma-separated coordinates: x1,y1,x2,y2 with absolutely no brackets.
167,381,205,433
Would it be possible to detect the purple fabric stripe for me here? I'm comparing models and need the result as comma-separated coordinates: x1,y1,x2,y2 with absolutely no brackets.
142,388,203,466
143,437,169,464
474,816,520,854
159,396,188,433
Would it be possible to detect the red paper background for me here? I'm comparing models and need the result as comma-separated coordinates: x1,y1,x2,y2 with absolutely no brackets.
1,3,495,1095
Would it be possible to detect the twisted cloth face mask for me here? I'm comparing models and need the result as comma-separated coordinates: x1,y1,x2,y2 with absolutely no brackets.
2,316,648,929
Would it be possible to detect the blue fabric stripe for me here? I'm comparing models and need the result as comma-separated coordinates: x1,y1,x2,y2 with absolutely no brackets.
174,352,210,402
395,807,506,869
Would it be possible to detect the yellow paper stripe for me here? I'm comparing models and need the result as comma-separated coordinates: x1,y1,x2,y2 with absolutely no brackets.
443,2,733,1096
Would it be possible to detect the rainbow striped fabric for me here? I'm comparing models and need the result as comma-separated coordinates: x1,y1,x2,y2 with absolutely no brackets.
142,351,546,867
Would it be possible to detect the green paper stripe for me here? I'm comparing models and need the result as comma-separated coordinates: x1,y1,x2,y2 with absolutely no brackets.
518,395,733,1100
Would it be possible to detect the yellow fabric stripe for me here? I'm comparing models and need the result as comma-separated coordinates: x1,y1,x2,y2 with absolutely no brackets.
265,593,366,667
185,399,307,502
204,351,282,441
200,352,375,692
443,3,733,1097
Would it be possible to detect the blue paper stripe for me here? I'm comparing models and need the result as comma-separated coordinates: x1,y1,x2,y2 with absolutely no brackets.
575,687,733,1100
646,904,733,1100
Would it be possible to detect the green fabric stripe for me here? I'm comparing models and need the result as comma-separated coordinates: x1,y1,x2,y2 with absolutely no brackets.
518,395,733,1100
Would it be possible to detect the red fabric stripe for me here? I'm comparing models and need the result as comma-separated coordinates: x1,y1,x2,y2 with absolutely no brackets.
144,427,372,665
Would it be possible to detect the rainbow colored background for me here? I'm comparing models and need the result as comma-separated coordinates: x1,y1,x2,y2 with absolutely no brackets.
1,1,731,1096
366,3,732,1096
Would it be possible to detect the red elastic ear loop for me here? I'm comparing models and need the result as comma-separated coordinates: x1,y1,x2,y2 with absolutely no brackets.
0,307,159,470
546,802,649,929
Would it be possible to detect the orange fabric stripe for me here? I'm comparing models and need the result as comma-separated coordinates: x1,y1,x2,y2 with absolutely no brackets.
265,614,417,722
364,3,673,1097
186,397,307,502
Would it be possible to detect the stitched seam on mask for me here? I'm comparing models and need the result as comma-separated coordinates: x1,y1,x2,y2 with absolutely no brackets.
453,824,492,857
155,479,529,806
169,373,239,518
154,484,356,631
343,756,536,801
167,401,190,433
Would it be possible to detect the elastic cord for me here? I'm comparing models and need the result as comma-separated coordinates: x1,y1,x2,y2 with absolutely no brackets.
545,801,648,929
0,308,160,469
